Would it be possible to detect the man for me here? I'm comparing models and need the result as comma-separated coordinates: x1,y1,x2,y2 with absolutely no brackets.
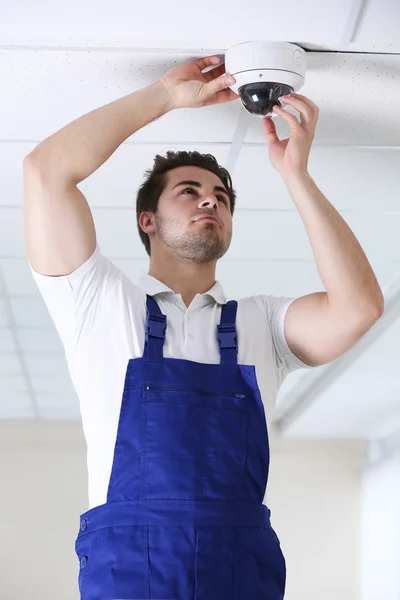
23,55,384,599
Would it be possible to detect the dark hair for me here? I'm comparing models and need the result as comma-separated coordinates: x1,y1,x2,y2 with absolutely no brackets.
136,150,236,257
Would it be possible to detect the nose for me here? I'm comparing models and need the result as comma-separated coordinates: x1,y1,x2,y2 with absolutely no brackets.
198,196,218,210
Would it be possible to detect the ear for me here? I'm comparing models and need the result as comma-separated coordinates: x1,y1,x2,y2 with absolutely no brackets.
139,211,155,234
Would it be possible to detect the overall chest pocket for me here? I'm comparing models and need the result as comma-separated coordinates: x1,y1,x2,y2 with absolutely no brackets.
142,386,247,499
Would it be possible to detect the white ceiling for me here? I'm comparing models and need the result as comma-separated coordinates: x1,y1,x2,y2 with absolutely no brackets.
1,0,400,442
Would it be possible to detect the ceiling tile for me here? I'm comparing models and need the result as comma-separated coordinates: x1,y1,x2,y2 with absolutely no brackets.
0,405,35,419
10,297,54,328
233,147,400,211
31,375,75,394
36,403,81,419
217,260,398,299
35,391,78,408
244,53,400,146
0,375,27,393
0,50,240,142
0,329,16,353
17,329,63,353
24,354,71,376
0,390,32,411
0,354,22,376
0,298,10,326
349,0,400,53
0,1,356,49
278,318,400,438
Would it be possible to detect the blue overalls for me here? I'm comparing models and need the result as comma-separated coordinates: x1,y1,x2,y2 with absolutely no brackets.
75,295,286,599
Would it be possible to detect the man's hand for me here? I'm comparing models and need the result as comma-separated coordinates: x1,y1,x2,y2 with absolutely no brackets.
262,93,320,177
159,56,240,110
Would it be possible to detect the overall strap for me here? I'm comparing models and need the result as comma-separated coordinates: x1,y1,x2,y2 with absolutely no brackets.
143,295,167,360
217,300,239,364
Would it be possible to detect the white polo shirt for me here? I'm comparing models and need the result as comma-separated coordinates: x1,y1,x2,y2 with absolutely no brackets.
29,242,311,510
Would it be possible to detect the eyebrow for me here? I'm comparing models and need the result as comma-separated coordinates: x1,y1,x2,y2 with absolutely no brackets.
172,180,230,201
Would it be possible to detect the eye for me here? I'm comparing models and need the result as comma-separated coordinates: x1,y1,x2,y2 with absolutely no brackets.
182,188,228,205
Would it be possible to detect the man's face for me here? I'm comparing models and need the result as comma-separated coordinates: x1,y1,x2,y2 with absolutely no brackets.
148,166,233,263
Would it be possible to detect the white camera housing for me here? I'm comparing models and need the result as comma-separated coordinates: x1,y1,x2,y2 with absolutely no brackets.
224,41,306,118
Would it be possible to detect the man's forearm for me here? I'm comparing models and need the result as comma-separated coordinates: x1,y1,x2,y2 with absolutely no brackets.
27,80,173,185
283,171,384,317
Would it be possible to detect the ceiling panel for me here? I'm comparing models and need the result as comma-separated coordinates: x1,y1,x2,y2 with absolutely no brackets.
25,354,71,375
1,375,27,393
10,297,58,328
38,406,81,421
232,147,400,211
244,53,400,146
3,0,400,54
2,50,399,147
0,298,9,326
4,144,400,215
0,49,241,142
281,366,400,440
16,328,63,353
346,0,400,53
288,385,399,439
0,354,22,376
0,329,16,353
277,314,400,439
0,0,355,49
216,260,398,300
0,390,33,417
32,374,75,394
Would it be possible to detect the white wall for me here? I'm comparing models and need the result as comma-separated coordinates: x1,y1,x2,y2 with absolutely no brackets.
0,421,86,600
0,421,365,600
362,449,400,600
267,429,365,600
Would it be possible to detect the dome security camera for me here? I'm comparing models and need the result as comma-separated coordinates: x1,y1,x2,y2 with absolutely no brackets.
225,41,306,118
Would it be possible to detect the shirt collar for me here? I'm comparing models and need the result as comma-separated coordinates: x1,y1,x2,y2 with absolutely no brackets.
137,272,227,305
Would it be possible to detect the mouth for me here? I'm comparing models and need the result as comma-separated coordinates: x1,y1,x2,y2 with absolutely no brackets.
194,216,220,226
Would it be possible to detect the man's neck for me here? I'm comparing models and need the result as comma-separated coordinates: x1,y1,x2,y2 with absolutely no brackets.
148,256,217,308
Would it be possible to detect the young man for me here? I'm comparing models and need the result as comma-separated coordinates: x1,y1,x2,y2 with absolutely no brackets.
23,56,384,599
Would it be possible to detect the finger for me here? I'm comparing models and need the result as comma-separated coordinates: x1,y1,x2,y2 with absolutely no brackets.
282,94,319,116
203,63,226,83
262,116,280,147
272,105,304,134
203,72,236,97
287,92,319,113
202,88,240,106
280,96,315,134
195,55,223,72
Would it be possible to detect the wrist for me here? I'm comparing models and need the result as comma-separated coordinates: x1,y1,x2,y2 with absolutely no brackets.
154,79,175,113
282,170,312,186
282,170,316,201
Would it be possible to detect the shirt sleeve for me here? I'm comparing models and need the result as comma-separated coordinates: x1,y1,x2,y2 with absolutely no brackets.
28,241,122,350
263,295,313,385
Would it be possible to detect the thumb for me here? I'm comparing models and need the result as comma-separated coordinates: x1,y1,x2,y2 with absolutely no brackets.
262,116,279,148
201,74,235,100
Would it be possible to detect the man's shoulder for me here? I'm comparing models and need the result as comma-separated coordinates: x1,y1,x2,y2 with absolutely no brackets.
231,293,269,309
232,293,295,324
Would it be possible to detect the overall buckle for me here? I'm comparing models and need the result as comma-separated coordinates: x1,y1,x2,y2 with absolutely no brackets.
145,313,167,342
217,324,238,351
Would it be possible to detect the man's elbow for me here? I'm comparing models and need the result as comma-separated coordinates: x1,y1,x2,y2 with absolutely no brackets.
365,299,385,324
353,302,384,337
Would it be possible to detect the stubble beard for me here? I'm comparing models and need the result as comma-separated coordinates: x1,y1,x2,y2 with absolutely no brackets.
154,214,232,263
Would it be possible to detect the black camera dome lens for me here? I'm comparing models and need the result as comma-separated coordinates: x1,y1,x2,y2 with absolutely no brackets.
238,82,294,117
